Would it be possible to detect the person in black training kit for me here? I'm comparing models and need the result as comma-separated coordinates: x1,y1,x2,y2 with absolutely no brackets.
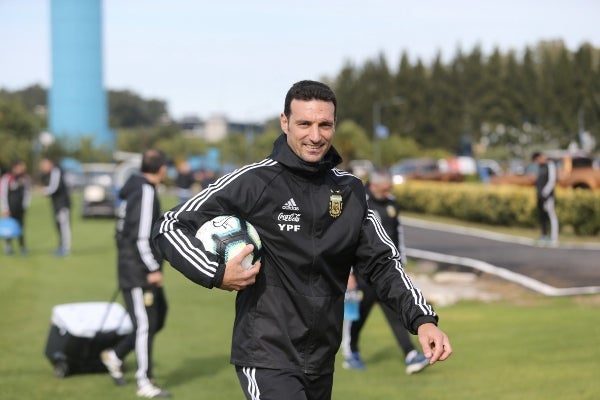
152,80,452,400
532,151,559,246
342,169,430,374
1,160,32,255
39,157,71,256
174,160,195,203
101,149,170,398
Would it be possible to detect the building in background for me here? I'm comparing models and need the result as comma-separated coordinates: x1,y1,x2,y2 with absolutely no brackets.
49,0,114,149
179,114,265,143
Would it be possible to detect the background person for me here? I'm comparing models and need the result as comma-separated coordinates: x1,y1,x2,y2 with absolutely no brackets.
0,160,32,255
342,169,429,374
152,80,451,400
174,160,195,203
532,152,558,245
39,157,71,256
101,149,170,399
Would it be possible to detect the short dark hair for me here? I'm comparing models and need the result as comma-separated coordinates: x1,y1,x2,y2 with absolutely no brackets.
369,168,392,185
41,156,57,165
141,149,167,174
283,80,337,119
531,151,542,161
11,159,25,168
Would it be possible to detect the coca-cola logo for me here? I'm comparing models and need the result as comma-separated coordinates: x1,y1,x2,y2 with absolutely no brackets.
277,213,301,222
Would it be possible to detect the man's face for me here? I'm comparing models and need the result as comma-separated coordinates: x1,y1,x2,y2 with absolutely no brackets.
369,181,393,200
39,159,52,173
13,163,26,176
280,99,336,163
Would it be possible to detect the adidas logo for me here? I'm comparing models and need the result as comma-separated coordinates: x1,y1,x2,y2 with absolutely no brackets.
282,198,300,211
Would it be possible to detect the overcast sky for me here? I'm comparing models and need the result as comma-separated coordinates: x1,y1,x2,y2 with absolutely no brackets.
1,0,599,122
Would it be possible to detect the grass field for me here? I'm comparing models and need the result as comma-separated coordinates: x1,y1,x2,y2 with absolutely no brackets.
1,194,599,399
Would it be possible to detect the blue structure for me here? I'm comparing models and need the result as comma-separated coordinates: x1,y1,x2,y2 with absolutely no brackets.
49,0,114,149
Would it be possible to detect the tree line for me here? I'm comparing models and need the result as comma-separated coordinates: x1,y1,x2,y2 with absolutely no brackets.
328,40,600,161
1,39,598,170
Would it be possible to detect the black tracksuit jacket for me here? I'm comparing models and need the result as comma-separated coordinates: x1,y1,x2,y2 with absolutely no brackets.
116,174,163,289
42,166,71,211
365,186,406,263
152,134,438,374
535,161,556,201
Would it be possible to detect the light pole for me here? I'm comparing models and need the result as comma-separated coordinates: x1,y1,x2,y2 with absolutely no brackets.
372,96,403,167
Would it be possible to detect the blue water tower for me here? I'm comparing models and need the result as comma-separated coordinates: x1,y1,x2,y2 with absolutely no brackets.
49,0,114,150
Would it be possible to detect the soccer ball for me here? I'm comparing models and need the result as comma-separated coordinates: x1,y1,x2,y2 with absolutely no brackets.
195,215,262,270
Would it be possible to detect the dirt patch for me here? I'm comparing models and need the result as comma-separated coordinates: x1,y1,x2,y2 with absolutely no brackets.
573,294,600,307
409,260,547,307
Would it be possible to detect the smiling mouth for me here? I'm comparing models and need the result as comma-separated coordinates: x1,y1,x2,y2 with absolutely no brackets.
304,143,324,150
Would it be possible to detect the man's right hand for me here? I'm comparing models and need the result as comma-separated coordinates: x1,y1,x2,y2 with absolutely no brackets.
219,244,261,291
147,271,164,287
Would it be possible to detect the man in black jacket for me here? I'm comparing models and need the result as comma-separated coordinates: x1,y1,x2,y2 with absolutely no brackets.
39,157,71,256
342,169,429,374
153,80,452,400
101,149,170,398
532,151,559,245
1,160,32,255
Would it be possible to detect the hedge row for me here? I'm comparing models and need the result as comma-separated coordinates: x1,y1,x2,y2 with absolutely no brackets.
394,182,600,236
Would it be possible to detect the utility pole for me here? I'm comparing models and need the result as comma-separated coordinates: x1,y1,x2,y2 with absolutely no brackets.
372,96,404,166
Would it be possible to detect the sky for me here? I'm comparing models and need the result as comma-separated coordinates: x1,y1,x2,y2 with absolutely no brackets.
1,0,599,123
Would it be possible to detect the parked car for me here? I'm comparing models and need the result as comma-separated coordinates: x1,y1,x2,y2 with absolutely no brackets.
80,163,118,218
60,157,85,190
390,158,463,185
558,152,600,189
476,159,503,179
490,151,600,190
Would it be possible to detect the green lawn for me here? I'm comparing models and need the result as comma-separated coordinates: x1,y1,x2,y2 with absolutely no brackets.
1,194,599,399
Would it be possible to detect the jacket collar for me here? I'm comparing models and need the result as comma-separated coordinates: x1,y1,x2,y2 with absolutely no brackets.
269,134,343,176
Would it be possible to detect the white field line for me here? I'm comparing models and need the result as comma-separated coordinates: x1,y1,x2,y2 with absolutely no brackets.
403,217,600,296
406,248,600,296
402,216,600,250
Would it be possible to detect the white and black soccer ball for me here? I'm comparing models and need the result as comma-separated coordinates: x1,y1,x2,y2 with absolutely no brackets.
195,215,262,270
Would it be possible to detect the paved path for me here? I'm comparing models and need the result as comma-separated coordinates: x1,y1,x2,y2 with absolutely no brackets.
402,217,600,296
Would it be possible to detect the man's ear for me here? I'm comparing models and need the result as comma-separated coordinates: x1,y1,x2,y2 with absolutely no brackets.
280,113,288,134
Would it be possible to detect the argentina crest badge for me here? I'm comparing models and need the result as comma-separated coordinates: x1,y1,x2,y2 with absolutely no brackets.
386,204,397,218
329,190,343,218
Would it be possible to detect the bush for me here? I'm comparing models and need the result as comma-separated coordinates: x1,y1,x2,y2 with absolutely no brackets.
395,182,600,236
557,189,600,235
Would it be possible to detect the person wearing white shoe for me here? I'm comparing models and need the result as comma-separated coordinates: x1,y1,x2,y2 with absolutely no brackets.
103,149,170,398
532,152,559,246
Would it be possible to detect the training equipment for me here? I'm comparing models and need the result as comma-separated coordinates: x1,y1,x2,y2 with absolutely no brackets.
195,215,262,270
344,289,363,321
44,302,133,378
0,217,21,239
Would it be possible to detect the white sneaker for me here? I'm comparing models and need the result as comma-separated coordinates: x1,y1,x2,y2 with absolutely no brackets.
100,349,126,385
136,382,171,398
